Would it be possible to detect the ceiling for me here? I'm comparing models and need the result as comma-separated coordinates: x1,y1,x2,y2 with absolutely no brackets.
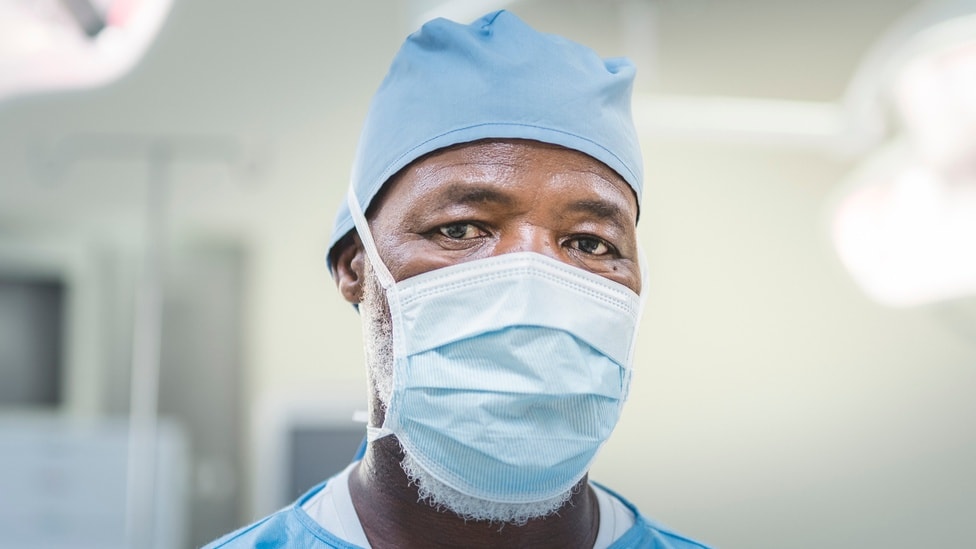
0,0,924,236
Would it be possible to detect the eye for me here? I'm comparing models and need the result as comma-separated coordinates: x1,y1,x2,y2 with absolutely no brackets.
438,222,484,240
568,236,612,256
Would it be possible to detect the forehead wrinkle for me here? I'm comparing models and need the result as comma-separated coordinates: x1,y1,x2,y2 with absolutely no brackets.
549,161,636,209
412,152,519,179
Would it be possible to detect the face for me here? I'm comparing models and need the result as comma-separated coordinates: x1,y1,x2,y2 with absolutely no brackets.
336,139,641,300
334,139,641,523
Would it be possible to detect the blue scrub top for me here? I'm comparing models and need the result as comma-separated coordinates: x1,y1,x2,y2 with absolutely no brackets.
203,474,713,549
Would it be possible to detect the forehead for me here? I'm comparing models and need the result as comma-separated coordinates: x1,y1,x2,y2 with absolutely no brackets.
368,139,639,220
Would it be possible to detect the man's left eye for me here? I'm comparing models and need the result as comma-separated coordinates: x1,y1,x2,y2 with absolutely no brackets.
439,223,482,239
570,236,611,255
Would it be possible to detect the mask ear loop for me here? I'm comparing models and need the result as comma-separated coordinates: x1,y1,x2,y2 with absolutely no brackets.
621,244,650,402
347,188,398,442
346,189,396,290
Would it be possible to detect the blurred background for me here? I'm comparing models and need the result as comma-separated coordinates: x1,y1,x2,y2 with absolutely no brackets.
1,0,975,547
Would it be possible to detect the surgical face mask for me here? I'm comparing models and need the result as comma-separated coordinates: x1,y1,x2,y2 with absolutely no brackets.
348,191,646,504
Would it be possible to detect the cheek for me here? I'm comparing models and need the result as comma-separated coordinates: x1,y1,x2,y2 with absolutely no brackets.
373,234,457,282
600,262,642,295
366,217,412,278
623,261,643,295
395,251,461,281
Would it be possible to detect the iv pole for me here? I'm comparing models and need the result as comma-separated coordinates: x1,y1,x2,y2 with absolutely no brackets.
38,133,262,548
125,140,168,549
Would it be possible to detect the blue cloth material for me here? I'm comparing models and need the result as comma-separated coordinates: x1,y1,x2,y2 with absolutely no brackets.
202,473,712,549
327,10,643,268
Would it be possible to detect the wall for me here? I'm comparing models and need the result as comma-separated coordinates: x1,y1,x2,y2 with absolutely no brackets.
2,1,974,548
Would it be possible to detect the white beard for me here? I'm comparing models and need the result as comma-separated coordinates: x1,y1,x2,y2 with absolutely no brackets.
359,257,574,525
360,257,394,407
399,450,574,526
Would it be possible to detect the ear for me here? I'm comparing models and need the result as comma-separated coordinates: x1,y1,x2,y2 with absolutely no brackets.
332,233,365,304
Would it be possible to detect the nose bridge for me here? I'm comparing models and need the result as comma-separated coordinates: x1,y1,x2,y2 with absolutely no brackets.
495,222,556,258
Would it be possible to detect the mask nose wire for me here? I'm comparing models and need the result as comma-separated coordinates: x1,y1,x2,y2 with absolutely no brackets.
347,189,397,290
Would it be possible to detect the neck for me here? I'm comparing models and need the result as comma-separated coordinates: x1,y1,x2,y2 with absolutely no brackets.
348,437,600,549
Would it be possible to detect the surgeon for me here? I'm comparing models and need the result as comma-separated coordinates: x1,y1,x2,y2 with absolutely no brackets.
205,10,711,549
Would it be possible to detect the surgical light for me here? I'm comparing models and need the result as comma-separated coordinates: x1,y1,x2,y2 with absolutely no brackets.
0,0,171,102
831,13,976,307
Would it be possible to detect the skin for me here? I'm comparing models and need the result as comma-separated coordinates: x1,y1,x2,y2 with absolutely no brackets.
331,138,641,548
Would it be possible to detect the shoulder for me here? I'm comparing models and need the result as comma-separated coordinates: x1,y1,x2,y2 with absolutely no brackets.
596,483,714,549
201,508,293,548
619,519,714,549
201,480,362,549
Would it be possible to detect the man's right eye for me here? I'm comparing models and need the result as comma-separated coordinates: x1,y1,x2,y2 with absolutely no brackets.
439,222,482,239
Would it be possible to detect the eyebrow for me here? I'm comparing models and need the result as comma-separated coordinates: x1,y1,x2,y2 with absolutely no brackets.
437,185,516,208
425,183,633,229
563,199,631,230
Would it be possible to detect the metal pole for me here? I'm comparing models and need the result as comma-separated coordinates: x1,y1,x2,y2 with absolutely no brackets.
124,141,169,549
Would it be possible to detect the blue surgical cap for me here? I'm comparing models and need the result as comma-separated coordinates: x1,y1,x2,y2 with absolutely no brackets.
327,10,643,267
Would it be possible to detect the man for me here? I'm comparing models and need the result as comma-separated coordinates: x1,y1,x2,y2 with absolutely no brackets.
206,10,711,549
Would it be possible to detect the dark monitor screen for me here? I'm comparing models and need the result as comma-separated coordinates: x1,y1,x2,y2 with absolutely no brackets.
288,426,364,503
0,276,65,407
